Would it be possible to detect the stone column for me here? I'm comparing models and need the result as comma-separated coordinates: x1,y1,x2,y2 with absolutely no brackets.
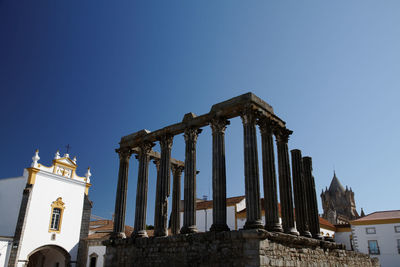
210,118,230,232
241,107,263,229
111,148,132,239
181,128,202,234
275,128,299,235
303,156,323,239
291,149,312,238
258,118,282,232
153,159,161,234
154,135,173,237
171,164,183,235
132,142,153,238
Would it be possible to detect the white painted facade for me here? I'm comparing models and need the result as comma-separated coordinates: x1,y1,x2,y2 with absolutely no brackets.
0,238,12,267
86,246,106,267
334,230,352,250
320,227,335,238
0,177,26,237
0,150,92,267
352,223,400,267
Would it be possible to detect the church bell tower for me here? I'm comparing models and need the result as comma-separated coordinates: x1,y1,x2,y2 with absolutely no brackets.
320,172,359,224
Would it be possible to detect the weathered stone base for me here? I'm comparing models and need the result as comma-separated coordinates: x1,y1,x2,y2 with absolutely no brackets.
104,229,379,267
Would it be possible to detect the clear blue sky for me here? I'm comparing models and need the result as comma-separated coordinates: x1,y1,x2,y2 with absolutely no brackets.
1,1,399,226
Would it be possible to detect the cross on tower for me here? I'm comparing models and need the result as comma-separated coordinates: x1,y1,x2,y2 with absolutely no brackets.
65,144,71,154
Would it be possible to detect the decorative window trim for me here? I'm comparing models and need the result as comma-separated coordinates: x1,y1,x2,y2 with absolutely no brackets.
48,197,65,233
365,227,376,234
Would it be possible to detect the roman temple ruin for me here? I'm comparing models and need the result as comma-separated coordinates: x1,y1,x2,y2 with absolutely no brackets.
104,93,379,267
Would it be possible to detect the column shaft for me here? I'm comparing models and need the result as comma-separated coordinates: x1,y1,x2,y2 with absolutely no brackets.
210,118,230,232
303,156,322,239
181,128,201,234
111,148,131,239
259,119,282,232
154,135,173,236
291,149,312,237
275,129,299,235
241,108,263,229
132,142,153,238
153,159,161,234
171,165,183,235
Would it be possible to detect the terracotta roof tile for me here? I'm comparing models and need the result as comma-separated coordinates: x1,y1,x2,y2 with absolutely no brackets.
184,196,245,211
87,220,133,240
319,217,335,231
352,210,400,222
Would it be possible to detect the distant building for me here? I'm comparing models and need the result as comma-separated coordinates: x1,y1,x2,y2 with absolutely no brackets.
321,172,360,224
85,219,133,267
350,210,400,267
180,195,337,238
0,150,92,267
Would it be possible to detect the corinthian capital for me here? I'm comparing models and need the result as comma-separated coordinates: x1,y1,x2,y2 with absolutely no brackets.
171,164,184,174
257,117,277,135
160,134,173,150
184,128,202,143
274,127,293,143
139,142,154,154
117,148,132,160
240,105,259,125
210,117,230,134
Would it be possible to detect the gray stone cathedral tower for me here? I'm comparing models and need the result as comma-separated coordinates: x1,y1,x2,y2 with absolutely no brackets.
321,172,359,224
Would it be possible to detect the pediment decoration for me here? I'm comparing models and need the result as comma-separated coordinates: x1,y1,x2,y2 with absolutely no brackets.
53,157,77,178
51,197,65,209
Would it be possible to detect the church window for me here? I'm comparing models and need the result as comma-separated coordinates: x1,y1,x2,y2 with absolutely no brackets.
89,253,98,267
365,227,376,234
368,240,380,255
395,226,400,233
50,208,61,230
49,197,65,233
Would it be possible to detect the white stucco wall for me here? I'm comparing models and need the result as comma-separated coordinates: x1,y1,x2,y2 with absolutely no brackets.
0,176,26,236
227,206,236,230
0,238,12,267
196,209,213,232
353,223,400,267
320,228,335,238
17,170,86,265
87,245,106,267
180,205,239,232
334,231,352,250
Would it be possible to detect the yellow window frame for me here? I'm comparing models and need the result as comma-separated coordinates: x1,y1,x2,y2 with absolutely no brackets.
49,197,65,233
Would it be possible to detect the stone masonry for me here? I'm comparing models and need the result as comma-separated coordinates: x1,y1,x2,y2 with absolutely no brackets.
104,229,379,267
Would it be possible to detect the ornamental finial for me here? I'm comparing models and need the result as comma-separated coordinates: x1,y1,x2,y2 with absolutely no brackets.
85,167,92,182
54,150,60,160
72,156,77,164
31,149,40,167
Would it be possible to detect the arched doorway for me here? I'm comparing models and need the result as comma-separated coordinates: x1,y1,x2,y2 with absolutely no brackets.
27,245,71,267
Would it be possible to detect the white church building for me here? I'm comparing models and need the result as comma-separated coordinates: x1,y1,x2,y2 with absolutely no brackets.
0,150,92,267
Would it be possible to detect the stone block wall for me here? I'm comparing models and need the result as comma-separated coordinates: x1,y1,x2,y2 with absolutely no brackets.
104,229,379,267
